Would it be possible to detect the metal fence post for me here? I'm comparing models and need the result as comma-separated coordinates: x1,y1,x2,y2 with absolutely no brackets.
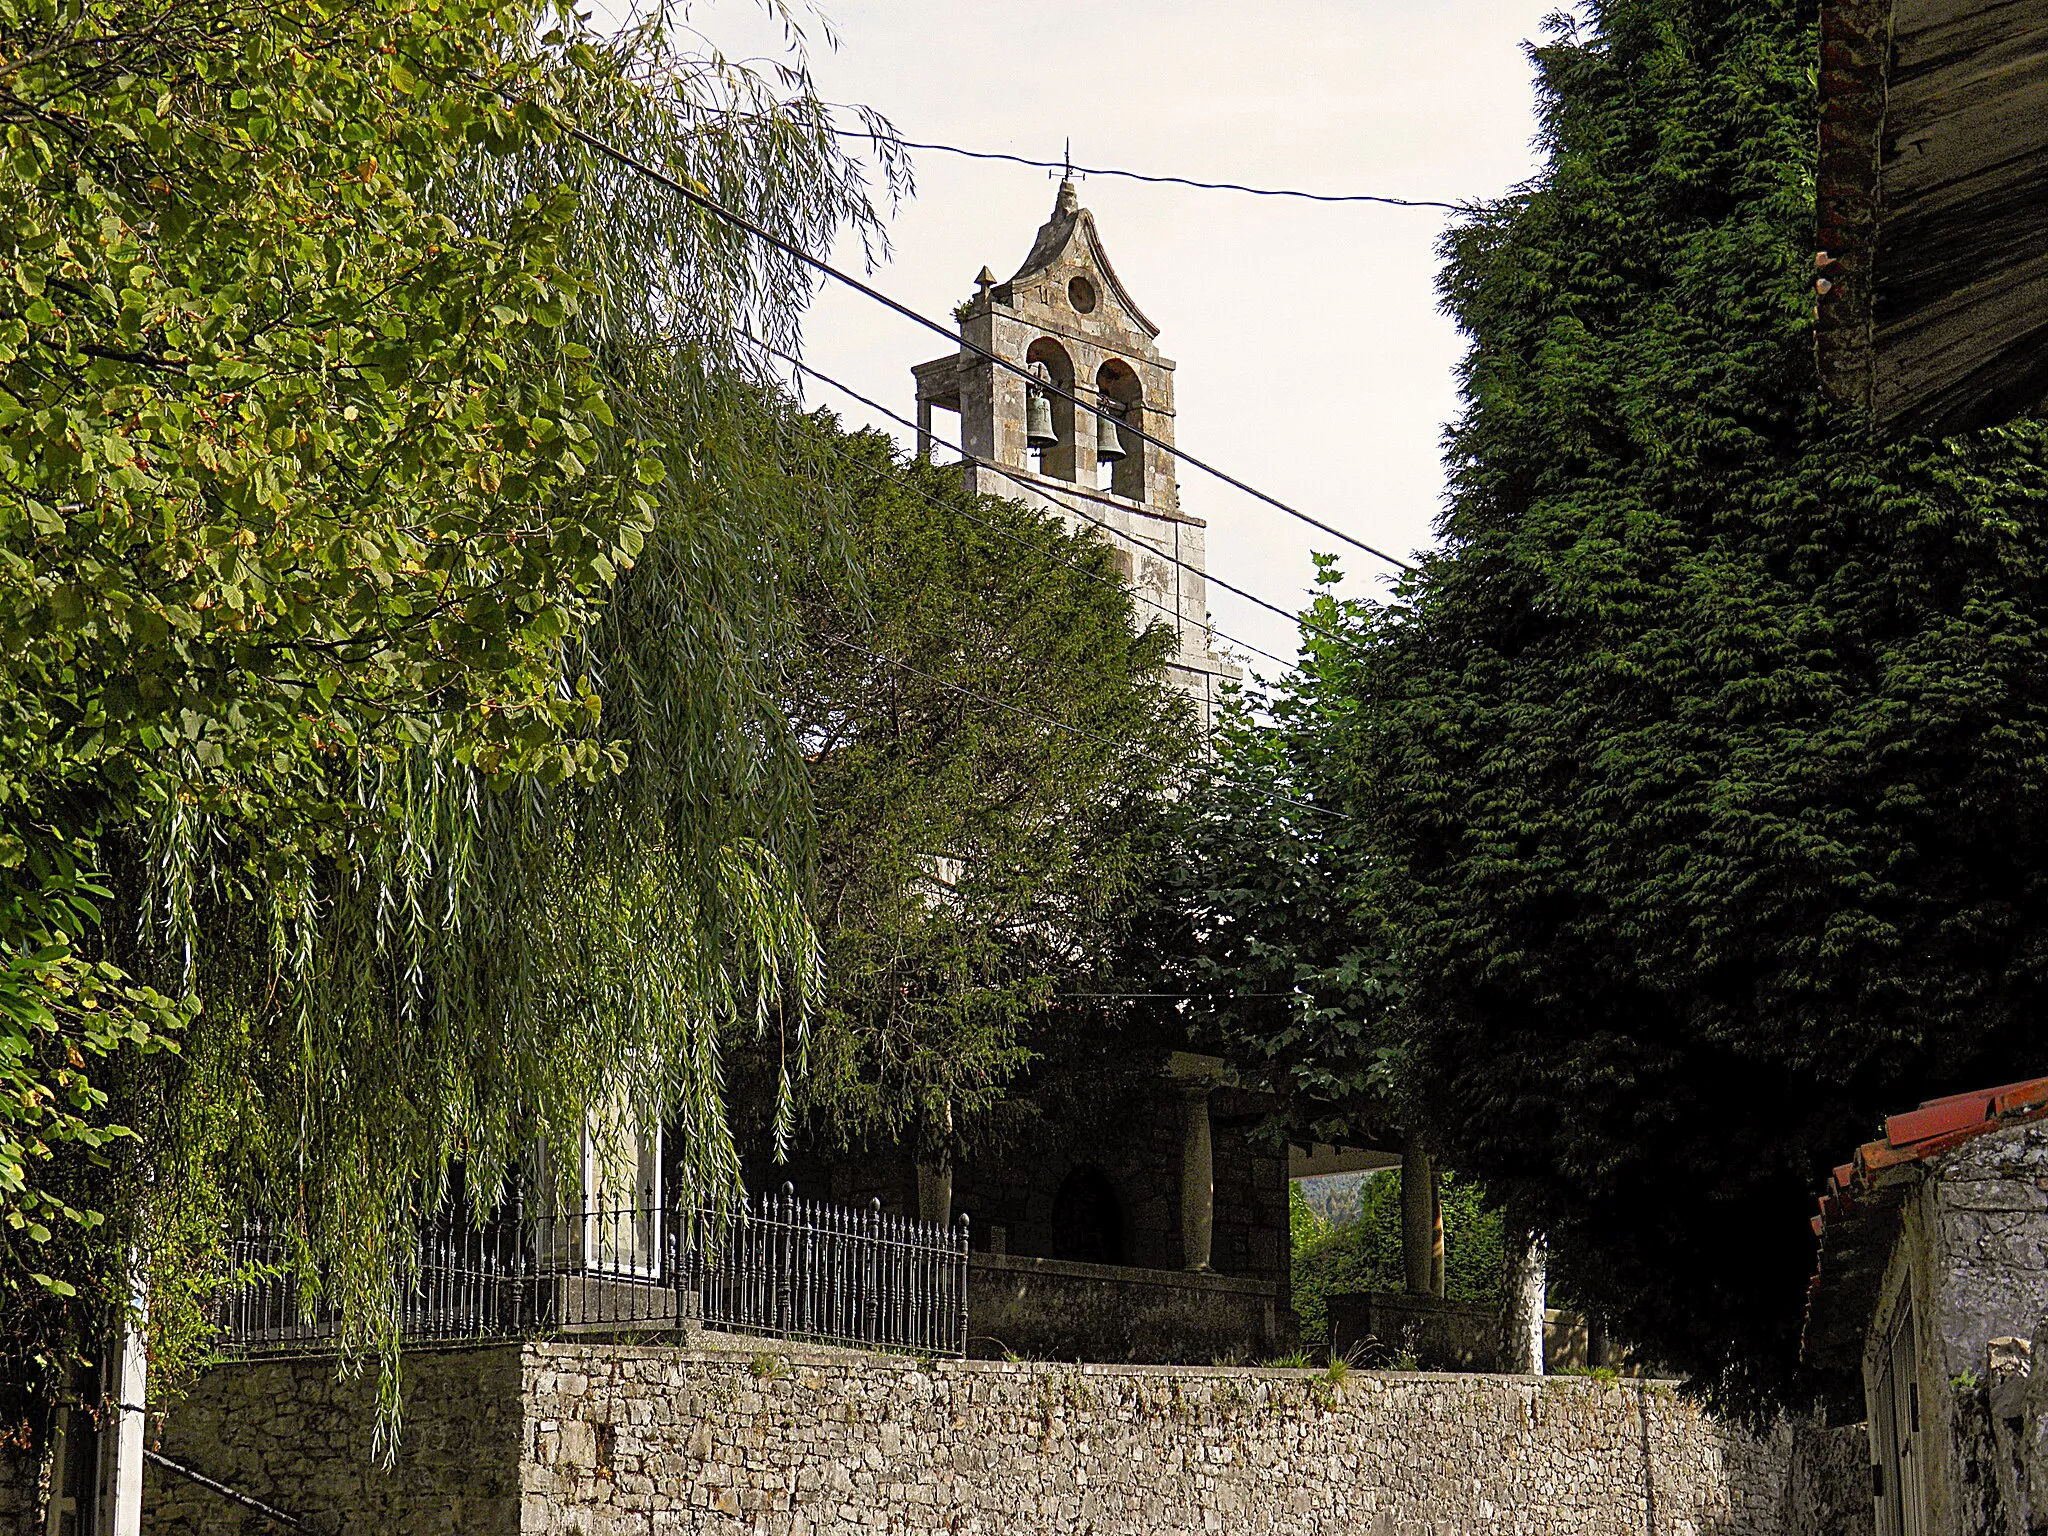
954,1212,971,1357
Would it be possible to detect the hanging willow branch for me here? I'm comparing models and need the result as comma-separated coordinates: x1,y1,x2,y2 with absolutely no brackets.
0,0,903,1442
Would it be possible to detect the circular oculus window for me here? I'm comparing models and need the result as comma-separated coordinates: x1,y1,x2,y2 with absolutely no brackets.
1067,275,1098,314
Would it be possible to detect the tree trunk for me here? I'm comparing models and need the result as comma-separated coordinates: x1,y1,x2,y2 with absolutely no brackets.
1502,1232,1547,1374
1588,1313,1618,1370
1401,1129,1445,1298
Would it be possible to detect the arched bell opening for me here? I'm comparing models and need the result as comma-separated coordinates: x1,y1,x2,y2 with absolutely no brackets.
1025,337,1076,481
1051,1164,1125,1266
1094,358,1144,501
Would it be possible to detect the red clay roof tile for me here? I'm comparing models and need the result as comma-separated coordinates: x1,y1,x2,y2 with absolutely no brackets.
1918,1079,2040,1111
1815,1074,2048,1243
1996,1081,2048,1117
1806,1074,2048,1367
1884,1093,1994,1147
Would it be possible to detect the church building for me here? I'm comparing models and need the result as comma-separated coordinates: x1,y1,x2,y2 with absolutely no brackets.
766,183,1290,1364
911,179,1241,725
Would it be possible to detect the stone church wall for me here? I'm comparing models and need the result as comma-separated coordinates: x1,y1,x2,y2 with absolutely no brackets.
125,1338,1866,1536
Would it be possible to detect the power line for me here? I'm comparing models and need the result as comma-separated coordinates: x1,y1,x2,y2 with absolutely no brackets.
978,440,1359,654
731,323,1355,657
699,105,1468,210
545,106,1420,576
735,327,1301,670
1058,991,1302,1000
857,135,1468,212
823,636,1350,823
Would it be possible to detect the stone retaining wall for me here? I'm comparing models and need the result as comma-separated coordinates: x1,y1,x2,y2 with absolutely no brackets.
121,1336,1874,1536
967,1252,1280,1362
0,1451,35,1536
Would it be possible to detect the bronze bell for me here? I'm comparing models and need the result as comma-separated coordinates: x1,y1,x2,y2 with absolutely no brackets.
1094,403,1126,462
1026,388,1058,449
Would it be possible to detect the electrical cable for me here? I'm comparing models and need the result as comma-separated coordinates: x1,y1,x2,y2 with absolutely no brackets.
1057,992,1300,1000
697,104,1468,209
727,338,1351,823
821,636,1349,822
730,321,1356,656
542,105,1419,576
809,434,1297,674
734,326,1303,669
850,135,1468,212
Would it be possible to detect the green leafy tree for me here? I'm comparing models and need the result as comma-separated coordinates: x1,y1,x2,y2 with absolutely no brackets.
1289,1175,1504,1352
755,421,1199,1166
1316,0,2048,1410
1144,566,1408,1146
0,0,893,1435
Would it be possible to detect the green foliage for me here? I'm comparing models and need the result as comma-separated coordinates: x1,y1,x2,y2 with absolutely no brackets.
1138,583,1410,1144
759,422,1198,1157
0,0,892,1440
1288,1175,1504,1351
0,840,192,1294
1315,0,2048,1409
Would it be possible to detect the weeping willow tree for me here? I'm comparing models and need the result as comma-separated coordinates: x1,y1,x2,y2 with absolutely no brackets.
1,0,906,1440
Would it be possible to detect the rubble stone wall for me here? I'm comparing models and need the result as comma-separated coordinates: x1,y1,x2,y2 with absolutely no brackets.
0,1450,37,1536
144,1346,526,1535
129,1337,1868,1536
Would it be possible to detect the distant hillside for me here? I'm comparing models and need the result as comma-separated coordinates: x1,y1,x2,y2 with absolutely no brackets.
1293,1169,1382,1225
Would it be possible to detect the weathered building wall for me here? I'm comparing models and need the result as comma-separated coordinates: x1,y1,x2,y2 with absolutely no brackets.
1869,1118,2048,1536
765,1070,1292,1366
1783,1422,1873,1536
136,1338,1856,1536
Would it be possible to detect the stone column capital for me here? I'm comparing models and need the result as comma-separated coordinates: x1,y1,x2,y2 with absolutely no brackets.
1164,1051,1227,1095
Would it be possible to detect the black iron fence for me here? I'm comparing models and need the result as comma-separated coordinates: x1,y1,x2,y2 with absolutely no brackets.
216,1186,969,1358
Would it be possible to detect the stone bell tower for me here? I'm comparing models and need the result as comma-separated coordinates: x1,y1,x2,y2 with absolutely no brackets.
911,181,1240,725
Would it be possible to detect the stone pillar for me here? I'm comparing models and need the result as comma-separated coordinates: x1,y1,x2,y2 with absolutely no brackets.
107,1307,146,1536
1400,1129,1445,1299
915,1157,952,1228
1166,1053,1226,1273
1178,1083,1214,1272
916,395,934,462
1503,1233,1548,1375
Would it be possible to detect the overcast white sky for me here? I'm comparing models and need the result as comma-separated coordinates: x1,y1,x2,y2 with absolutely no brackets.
694,1,1562,670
